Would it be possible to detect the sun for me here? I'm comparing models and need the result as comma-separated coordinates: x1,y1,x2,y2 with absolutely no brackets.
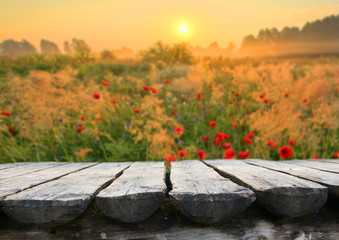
179,25,188,34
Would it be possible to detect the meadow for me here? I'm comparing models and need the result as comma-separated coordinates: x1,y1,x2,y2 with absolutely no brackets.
0,48,338,164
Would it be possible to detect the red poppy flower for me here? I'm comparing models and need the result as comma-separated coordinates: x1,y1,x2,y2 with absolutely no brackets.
232,123,238,128
222,142,232,149
197,150,206,160
0,111,11,116
165,155,176,163
279,146,293,159
164,79,170,83
267,139,277,148
202,136,208,142
213,138,221,146
335,89,339,93
92,93,100,99
142,86,150,91
243,137,252,144
224,148,235,159
238,151,251,160
172,103,176,107
172,110,177,115
174,126,183,135
288,140,295,147
77,126,84,132
311,113,315,118
231,90,235,94
334,152,339,158
247,132,255,138
150,87,157,94
297,114,302,119
235,93,239,97
209,121,217,127
178,150,187,157
264,99,269,104
229,101,233,105
284,93,290,97
101,81,110,87
111,99,118,103
7,126,15,136
303,98,308,103
259,94,264,99
216,132,229,141
197,93,202,100
312,154,319,159
134,109,140,114
96,117,102,121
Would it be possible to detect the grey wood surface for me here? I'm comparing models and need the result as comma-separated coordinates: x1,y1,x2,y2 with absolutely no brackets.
3,162,130,225
246,159,339,199
96,162,167,223
205,160,328,217
311,159,339,164
0,162,29,171
169,160,256,224
285,160,339,174
0,163,97,204
0,162,66,180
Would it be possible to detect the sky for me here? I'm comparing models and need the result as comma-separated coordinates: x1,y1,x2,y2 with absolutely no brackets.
0,0,339,51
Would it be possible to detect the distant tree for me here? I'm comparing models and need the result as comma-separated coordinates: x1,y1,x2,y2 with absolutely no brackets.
279,27,300,42
209,41,219,49
241,35,257,47
40,39,61,56
63,41,72,55
226,42,236,54
100,49,116,61
71,38,92,63
0,39,37,57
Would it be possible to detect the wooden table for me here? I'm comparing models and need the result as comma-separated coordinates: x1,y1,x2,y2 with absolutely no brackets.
0,159,338,226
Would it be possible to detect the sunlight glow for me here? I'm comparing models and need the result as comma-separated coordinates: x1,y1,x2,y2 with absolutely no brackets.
179,25,188,34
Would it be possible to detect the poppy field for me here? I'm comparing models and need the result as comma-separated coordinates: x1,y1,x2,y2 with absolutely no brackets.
0,55,338,164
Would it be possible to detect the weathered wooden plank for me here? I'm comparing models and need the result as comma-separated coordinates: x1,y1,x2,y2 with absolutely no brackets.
169,160,255,224
0,162,67,181
3,162,130,225
0,163,97,204
246,159,339,199
96,162,166,223
308,159,339,164
205,160,328,217
284,160,339,174
0,162,28,171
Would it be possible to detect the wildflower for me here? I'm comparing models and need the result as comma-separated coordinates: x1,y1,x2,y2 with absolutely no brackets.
7,126,15,136
229,101,233,105
59,118,63,122
134,109,140,114
264,99,269,104
0,111,11,116
213,138,221,146
284,93,290,97
267,139,277,148
142,86,149,91
101,81,110,87
126,122,130,127
312,154,319,159
165,155,175,162
172,110,177,115
243,137,252,144
222,142,232,149
288,140,295,147
173,103,177,107
311,113,315,118
178,140,184,145
150,87,157,94
164,79,170,83
92,93,100,99
209,121,217,127
216,132,229,141
111,99,118,103
235,93,239,97
174,126,183,135
62,132,66,136
238,151,251,160
202,136,208,142
279,146,293,159
224,148,235,159
334,152,339,158
258,94,264,99
94,142,99,146
247,132,255,138
232,123,238,128
96,117,102,121
303,98,308,103
197,150,206,160
197,93,202,100
77,126,84,132
80,116,85,121
297,114,302,119
178,150,187,157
